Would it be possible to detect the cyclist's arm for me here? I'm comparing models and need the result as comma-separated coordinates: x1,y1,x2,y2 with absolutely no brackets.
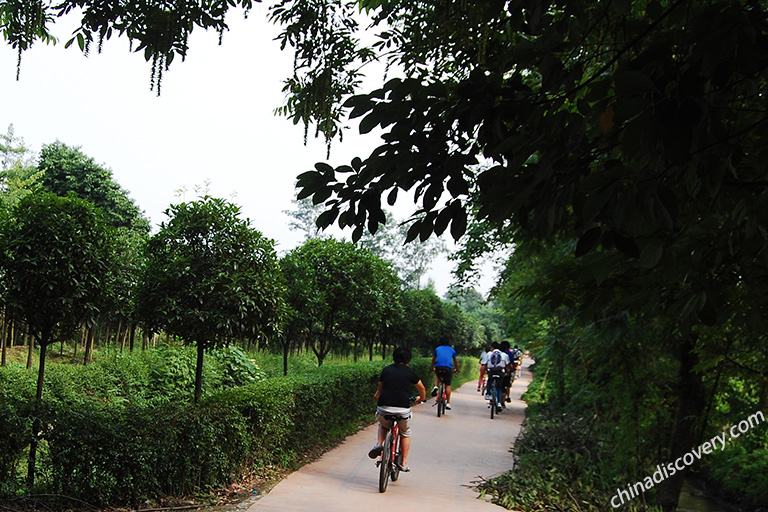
374,381,383,401
453,356,460,372
430,356,436,372
414,380,426,403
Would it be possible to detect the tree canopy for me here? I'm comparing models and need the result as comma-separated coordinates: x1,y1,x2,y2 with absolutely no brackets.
135,196,286,402
38,141,151,234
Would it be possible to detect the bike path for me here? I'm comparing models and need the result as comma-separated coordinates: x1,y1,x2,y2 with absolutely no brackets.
246,358,532,512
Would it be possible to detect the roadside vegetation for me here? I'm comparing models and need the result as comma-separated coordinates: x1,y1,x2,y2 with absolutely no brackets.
0,342,476,509
5,1,768,510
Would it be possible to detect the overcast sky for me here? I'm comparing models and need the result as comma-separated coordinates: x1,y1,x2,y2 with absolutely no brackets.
0,8,499,296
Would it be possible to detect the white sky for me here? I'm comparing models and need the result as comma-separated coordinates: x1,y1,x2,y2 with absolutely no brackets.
0,8,499,297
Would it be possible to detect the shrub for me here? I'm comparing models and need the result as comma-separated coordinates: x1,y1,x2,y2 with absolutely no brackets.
0,353,473,508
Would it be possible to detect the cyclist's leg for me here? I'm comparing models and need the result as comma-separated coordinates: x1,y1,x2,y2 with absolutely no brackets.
370,412,391,458
397,417,412,470
440,367,454,405
478,364,486,391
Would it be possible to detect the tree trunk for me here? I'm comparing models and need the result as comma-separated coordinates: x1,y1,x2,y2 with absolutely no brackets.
0,310,6,367
26,340,49,489
129,324,136,352
194,342,205,404
282,335,290,376
26,332,33,370
83,325,94,364
117,319,125,352
657,335,706,511
103,322,112,350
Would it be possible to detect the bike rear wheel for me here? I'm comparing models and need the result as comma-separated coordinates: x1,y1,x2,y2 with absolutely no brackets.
441,384,447,415
490,382,495,419
436,383,444,417
391,439,402,482
378,432,393,492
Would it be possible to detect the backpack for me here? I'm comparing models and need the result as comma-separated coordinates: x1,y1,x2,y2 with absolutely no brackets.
489,350,502,368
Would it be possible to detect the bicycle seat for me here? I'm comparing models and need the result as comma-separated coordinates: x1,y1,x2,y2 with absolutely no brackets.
383,414,410,421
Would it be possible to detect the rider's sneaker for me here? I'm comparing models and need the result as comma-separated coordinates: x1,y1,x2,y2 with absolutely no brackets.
431,386,438,397
368,445,383,459
485,394,491,400
445,403,451,410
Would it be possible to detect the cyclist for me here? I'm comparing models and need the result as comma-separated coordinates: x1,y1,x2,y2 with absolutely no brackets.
477,345,491,392
511,344,523,379
500,341,514,405
485,341,509,402
368,346,426,472
430,336,460,410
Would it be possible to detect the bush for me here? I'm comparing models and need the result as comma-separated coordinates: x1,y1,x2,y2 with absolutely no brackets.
0,352,476,508
0,357,387,507
0,367,35,494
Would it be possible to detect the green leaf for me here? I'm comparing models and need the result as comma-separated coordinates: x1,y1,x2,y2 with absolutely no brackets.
613,70,658,95
450,209,467,240
359,112,380,134
640,239,663,268
575,227,601,257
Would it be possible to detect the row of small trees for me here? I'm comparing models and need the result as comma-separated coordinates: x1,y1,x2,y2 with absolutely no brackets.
0,129,504,490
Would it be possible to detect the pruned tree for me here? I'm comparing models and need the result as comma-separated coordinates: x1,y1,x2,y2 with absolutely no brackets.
0,190,115,488
135,196,286,403
280,237,394,366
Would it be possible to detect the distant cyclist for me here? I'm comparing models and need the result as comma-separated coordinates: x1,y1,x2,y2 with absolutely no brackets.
430,336,460,410
477,345,491,392
368,346,426,472
500,341,515,405
485,341,509,400
510,344,523,378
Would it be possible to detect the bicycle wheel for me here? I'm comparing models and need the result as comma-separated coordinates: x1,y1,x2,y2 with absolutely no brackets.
378,432,392,492
391,436,402,482
436,383,444,417
440,384,446,415
490,381,495,419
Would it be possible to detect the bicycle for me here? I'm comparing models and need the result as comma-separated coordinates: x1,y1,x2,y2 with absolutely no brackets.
433,367,453,417
375,398,417,492
486,370,504,419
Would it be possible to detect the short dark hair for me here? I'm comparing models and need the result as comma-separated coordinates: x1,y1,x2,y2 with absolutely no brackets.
393,346,412,365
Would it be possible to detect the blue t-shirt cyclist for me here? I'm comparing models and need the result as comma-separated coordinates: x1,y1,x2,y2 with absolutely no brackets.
430,336,459,410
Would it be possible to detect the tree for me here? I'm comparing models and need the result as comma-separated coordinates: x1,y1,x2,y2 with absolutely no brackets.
283,196,327,241
446,285,505,348
338,249,401,361
135,196,286,403
0,190,116,488
0,124,41,208
38,141,150,234
280,237,392,366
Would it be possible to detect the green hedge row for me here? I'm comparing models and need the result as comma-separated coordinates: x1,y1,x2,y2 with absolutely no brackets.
0,356,476,507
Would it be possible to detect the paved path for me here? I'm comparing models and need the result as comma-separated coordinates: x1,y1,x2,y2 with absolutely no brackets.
246,359,532,512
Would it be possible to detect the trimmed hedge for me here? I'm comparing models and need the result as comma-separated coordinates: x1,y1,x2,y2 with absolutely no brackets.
0,355,476,507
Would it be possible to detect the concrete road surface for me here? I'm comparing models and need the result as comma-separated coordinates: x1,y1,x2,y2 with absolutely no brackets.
246,358,531,512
